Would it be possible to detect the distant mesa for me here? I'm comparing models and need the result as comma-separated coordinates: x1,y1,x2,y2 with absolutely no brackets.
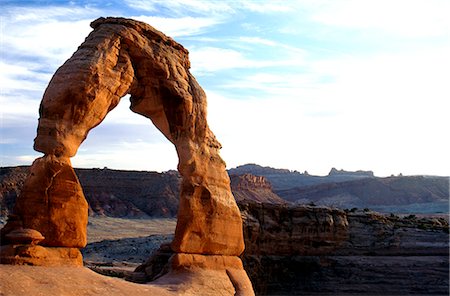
230,173,287,204
328,167,374,177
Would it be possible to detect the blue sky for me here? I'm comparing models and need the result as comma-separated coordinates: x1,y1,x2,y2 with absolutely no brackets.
1,0,449,176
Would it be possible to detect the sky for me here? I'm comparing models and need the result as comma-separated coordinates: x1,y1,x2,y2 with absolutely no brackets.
1,0,449,177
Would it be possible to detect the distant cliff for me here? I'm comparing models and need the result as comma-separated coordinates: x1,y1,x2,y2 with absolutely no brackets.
277,175,449,213
0,166,181,218
229,163,376,190
1,165,448,218
229,173,287,204
1,167,285,217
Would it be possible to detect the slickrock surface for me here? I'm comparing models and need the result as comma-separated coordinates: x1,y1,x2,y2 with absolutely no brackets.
1,265,251,296
0,265,175,296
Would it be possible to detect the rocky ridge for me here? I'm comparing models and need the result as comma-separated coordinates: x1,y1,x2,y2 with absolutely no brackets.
279,175,449,213
2,165,448,220
229,164,376,190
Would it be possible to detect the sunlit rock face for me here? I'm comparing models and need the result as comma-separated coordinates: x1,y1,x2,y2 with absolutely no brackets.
1,17,251,293
10,155,88,248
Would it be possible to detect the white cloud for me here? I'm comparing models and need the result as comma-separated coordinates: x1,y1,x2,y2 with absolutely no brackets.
238,37,278,47
205,45,450,176
306,0,450,38
126,0,294,16
189,46,306,75
240,1,293,13
133,15,223,37
0,61,51,93
1,1,448,177
2,18,92,63
72,140,177,172
125,0,234,15
0,96,40,119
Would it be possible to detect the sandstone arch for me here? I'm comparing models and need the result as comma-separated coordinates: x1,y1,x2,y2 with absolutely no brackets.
1,18,251,292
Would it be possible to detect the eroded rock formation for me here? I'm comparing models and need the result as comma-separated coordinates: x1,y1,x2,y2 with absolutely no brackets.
0,17,252,294
230,173,288,204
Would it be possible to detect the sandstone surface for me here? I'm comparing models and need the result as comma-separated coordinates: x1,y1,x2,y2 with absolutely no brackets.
5,228,44,245
2,16,244,254
1,16,251,295
0,265,176,296
0,245,83,267
5,155,88,248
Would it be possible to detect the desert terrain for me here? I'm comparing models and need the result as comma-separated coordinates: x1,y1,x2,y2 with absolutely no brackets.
1,165,449,295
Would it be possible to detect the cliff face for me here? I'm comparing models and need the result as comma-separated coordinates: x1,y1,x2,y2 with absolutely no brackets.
1,168,288,218
229,164,375,190
4,166,446,295
230,174,287,204
0,166,181,218
240,201,449,295
76,168,181,218
277,176,449,213
0,167,28,217
239,201,348,256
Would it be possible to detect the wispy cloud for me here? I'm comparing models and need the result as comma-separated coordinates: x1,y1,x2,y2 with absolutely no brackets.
133,15,224,37
239,0,293,13
72,140,177,171
189,46,306,75
125,0,234,15
295,0,450,38
1,0,449,176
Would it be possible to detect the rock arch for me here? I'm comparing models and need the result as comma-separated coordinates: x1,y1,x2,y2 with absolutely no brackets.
1,19,251,291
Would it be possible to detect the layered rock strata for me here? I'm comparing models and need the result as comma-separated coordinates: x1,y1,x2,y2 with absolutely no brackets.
239,202,449,295
230,174,288,204
1,17,251,294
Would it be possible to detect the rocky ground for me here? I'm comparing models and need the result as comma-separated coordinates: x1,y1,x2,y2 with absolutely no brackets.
76,205,449,296
1,165,448,295
82,217,176,279
0,265,176,296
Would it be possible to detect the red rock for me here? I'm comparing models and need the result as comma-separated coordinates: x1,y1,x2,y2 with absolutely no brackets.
5,228,44,245
1,18,248,292
154,253,254,296
0,245,82,266
10,155,88,248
